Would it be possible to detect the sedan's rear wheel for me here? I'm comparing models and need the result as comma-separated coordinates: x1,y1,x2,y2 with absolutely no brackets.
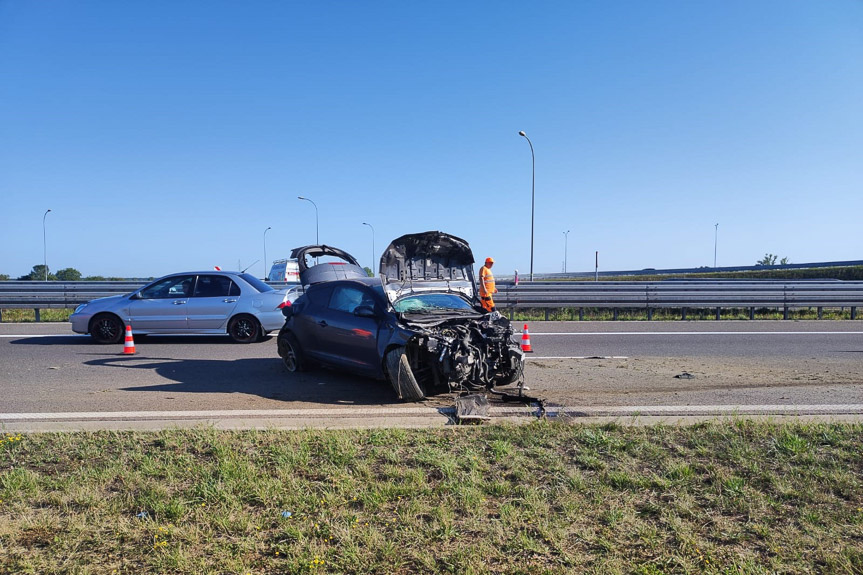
385,346,426,401
90,313,125,344
228,315,261,343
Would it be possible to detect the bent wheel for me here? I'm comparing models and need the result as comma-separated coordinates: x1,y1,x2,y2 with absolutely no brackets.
385,346,426,401
228,315,261,343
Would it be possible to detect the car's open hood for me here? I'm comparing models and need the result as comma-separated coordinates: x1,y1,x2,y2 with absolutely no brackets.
378,231,477,305
290,245,368,286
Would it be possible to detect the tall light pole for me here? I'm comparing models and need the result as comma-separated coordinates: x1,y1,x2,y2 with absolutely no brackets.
563,230,570,273
297,196,319,244
263,226,271,278
362,222,375,275
518,131,535,281
42,209,51,281
714,223,719,268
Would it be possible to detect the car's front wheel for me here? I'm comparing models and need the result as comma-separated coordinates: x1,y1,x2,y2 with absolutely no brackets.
385,346,426,401
89,313,125,345
227,315,261,343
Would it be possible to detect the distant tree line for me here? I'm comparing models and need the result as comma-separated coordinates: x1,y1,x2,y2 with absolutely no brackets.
0,265,127,282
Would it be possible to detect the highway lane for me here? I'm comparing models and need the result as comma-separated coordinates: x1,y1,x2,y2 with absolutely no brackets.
1,321,862,428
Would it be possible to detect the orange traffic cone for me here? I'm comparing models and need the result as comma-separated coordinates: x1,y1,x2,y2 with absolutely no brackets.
123,325,136,355
521,324,533,353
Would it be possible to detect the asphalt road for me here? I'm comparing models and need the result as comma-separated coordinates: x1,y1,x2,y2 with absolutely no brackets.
1,321,861,430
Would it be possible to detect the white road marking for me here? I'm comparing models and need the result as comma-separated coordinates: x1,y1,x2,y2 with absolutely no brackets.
2,404,862,422
526,356,628,360
521,331,863,336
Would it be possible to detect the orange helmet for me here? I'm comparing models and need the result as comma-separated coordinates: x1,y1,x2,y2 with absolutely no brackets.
485,257,494,264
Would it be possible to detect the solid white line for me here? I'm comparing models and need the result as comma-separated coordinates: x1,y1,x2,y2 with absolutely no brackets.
0,334,88,338
522,331,863,336
2,404,862,421
526,356,628,360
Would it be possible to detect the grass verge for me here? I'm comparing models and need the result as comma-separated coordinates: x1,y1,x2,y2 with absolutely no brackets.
2,421,862,574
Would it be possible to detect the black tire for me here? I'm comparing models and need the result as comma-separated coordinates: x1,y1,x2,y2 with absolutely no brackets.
227,315,261,343
89,313,125,345
495,356,525,387
278,332,305,372
385,346,426,401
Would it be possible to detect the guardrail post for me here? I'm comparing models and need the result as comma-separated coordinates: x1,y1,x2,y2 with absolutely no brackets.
647,307,653,321
35,308,41,322
853,307,857,320
749,307,755,320
817,307,823,320
578,307,583,321
715,307,720,320
544,308,549,321
783,306,789,320
681,308,687,320
613,309,618,321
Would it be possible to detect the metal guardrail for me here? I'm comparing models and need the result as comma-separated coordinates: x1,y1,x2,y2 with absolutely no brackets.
496,280,862,320
0,280,860,321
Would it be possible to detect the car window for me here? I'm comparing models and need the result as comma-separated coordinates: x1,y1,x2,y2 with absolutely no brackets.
194,275,237,297
239,273,274,293
328,286,372,314
393,293,473,313
139,275,196,299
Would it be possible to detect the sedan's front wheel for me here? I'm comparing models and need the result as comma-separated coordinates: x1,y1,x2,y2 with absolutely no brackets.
385,346,426,401
90,313,125,344
228,315,261,343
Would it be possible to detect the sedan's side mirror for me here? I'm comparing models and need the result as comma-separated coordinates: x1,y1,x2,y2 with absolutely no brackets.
353,305,376,318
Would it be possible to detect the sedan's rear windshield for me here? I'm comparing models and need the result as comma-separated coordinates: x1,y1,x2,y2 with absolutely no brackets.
393,293,473,313
240,273,274,293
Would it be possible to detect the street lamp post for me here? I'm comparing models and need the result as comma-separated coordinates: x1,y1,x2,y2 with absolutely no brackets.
297,196,319,244
42,209,51,281
518,131,535,281
714,223,719,268
263,226,271,278
362,222,375,275
563,230,570,273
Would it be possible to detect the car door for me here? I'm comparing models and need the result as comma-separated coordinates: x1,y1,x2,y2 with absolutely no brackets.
127,275,194,332
291,283,335,363
186,274,241,330
312,284,381,376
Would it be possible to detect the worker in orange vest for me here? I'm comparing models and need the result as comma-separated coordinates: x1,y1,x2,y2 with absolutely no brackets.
478,257,497,312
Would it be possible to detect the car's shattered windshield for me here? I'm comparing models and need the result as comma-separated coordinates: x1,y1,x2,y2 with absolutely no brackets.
393,293,475,314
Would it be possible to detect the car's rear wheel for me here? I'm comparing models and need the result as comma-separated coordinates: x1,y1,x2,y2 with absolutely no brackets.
89,313,125,345
228,315,261,343
278,331,305,372
385,346,426,401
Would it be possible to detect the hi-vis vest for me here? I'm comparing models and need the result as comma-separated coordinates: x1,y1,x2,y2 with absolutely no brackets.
479,265,496,297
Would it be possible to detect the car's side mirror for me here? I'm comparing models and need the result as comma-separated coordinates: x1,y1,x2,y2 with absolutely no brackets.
353,305,376,318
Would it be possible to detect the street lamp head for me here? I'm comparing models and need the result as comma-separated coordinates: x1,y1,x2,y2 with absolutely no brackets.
518,131,526,137
297,196,306,200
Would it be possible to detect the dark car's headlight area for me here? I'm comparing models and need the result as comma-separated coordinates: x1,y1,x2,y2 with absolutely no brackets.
403,314,524,392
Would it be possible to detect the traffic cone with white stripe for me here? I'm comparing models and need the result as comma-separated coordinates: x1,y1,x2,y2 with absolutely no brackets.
123,325,136,355
520,324,533,353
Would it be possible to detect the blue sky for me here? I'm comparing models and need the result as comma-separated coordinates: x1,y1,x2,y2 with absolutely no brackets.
2,1,861,279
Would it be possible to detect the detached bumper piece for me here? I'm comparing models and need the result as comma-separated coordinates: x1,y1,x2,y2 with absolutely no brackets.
455,393,491,423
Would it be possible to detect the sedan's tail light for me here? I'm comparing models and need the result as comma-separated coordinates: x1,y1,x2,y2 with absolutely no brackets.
278,301,292,309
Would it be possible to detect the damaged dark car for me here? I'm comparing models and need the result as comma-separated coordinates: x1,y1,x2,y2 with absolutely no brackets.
277,231,525,401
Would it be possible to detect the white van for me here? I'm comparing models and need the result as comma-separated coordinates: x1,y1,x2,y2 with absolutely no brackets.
267,259,301,283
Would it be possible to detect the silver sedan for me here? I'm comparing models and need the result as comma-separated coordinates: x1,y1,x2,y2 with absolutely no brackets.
70,271,301,344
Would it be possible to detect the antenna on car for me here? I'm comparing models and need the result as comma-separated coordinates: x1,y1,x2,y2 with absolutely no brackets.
241,260,260,273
